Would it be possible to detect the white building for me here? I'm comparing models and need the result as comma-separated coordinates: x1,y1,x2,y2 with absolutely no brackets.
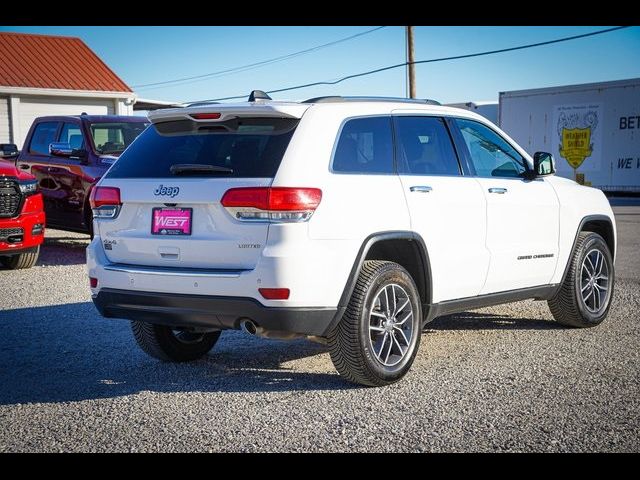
0,32,135,149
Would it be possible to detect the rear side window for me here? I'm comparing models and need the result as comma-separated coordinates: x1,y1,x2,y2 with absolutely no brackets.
59,122,84,150
29,122,59,155
332,117,394,174
106,117,298,179
394,116,461,175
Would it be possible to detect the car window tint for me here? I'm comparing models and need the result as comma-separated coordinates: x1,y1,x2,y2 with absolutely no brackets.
59,123,84,150
333,117,394,174
29,122,58,155
455,118,526,178
106,117,297,179
394,116,460,175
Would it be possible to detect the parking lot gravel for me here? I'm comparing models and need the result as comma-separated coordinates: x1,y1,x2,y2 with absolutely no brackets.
1,209,639,452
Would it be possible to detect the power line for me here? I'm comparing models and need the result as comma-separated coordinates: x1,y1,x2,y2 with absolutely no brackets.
132,26,387,90
191,26,630,103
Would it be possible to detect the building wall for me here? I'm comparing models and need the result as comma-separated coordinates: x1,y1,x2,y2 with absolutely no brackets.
2,93,133,150
0,96,11,144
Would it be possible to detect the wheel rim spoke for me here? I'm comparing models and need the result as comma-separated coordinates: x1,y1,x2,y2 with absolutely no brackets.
580,248,611,314
391,285,397,317
394,326,410,346
384,336,393,363
396,311,412,325
377,332,389,358
396,298,410,315
391,333,404,356
368,282,414,367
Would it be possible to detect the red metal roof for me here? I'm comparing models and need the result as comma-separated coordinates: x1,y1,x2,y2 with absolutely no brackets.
0,32,132,93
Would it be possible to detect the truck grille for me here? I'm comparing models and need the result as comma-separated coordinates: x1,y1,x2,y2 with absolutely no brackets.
0,179,22,218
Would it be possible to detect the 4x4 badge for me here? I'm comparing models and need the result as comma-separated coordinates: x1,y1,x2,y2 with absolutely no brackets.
154,185,180,198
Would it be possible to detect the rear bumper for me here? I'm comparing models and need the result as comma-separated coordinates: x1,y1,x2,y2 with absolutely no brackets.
92,288,338,336
0,209,45,253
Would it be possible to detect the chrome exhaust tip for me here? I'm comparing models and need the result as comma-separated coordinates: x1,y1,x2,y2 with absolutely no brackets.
240,319,258,335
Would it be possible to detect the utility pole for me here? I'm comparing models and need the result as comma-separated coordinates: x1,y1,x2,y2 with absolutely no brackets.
406,26,416,98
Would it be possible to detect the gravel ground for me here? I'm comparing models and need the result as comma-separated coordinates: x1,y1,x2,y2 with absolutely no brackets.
0,210,638,452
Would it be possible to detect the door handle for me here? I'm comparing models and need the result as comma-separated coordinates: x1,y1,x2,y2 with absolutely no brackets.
410,185,433,193
19,164,30,170
488,187,508,194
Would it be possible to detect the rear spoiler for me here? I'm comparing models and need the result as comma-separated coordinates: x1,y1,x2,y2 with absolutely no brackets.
148,103,310,124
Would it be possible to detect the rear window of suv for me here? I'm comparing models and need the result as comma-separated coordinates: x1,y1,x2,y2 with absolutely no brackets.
106,117,298,179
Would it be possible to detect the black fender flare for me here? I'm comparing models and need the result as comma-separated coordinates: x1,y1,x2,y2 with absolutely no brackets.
556,214,615,291
323,231,432,335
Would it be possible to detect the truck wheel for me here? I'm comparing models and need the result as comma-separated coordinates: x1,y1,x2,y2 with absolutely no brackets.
0,247,40,270
548,232,614,328
131,321,221,362
328,260,422,387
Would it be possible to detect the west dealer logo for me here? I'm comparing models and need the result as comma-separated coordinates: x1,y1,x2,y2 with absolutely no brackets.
155,216,188,228
154,185,180,197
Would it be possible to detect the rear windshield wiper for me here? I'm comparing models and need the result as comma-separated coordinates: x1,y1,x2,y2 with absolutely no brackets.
170,163,234,175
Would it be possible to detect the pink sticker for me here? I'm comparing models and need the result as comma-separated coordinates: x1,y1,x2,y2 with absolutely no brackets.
152,208,192,235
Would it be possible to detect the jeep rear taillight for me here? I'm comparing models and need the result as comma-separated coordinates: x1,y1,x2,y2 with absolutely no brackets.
90,186,121,219
221,187,322,223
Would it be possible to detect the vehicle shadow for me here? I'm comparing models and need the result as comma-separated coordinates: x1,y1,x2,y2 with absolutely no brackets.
427,311,561,331
0,302,353,405
0,301,566,405
36,233,89,267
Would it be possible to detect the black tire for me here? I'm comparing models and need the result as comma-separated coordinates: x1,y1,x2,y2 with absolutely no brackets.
548,231,614,328
0,246,40,270
131,321,221,362
328,260,422,387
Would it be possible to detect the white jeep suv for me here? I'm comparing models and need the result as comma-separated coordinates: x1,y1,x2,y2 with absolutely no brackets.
87,92,616,386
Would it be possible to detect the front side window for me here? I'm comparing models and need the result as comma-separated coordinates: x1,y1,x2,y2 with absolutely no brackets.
90,122,149,155
59,122,84,150
394,116,461,175
332,117,394,174
455,118,527,178
29,122,59,155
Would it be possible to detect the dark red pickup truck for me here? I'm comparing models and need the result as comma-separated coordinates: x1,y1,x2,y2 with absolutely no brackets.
15,114,148,235
0,158,45,269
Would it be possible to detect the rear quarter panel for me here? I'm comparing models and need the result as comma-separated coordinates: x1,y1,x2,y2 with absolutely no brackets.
272,104,411,307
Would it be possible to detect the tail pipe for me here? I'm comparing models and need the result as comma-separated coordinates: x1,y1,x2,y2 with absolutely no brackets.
239,318,304,340
240,319,258,335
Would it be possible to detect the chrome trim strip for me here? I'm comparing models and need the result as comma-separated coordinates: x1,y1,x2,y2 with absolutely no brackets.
104,263,247,278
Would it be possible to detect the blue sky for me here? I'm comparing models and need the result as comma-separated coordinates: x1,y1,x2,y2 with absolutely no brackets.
2,26,639,104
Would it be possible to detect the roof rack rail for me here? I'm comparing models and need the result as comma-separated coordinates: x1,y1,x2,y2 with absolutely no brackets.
302,96,441,106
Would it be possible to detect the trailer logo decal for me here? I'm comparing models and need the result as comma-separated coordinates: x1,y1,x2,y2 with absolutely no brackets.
555,105,601,173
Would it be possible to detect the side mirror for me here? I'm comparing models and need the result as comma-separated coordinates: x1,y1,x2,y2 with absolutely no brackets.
71,148,89,165
0,143,19,159
49,142,89,164
533,151,556,177
49,142,73,157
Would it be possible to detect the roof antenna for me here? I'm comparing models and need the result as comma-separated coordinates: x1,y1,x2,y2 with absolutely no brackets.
248,90,272,102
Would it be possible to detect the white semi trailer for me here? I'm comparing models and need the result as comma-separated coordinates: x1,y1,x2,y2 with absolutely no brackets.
499,78,640,193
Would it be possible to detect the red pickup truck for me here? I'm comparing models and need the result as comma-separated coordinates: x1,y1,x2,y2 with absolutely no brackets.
0,158,45,269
